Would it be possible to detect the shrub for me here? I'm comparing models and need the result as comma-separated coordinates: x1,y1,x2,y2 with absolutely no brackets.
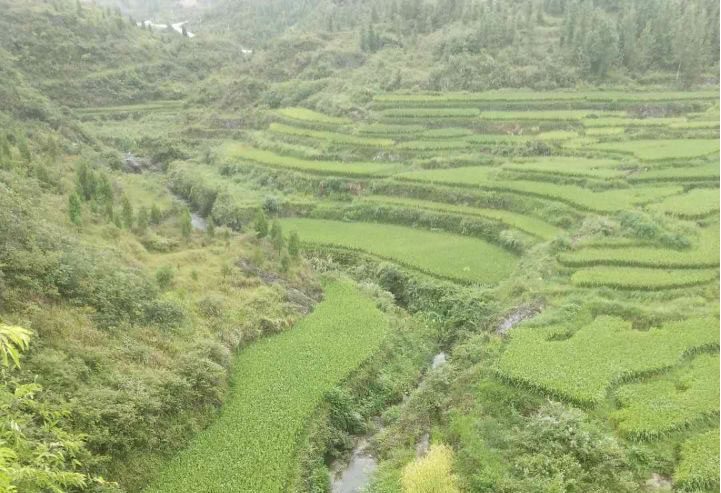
402,444,460,493
156,266,175,291
144,298,185,328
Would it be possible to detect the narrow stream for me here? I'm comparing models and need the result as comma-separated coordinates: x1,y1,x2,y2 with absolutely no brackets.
191,212,207,231
330,352,447,492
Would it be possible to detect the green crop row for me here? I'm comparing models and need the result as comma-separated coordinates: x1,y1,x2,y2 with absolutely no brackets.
585,126,626,136
534,130,580,141
373,90,719,104
269,122,395,147
276,107,351,125
673,430,720,492
631,163,720,183
559,229,720,268
570,267,718,290
649,188,720,218
586,139,720,161
145,281,390,493
379,107,480,118
396,167,681,212
504,156,626,179
278,218,517,285
466,134,533,144
669,120,720,129
74,100,184,114
357,123,425,135
497,316,720,406
360,195,563,240
611,353,719,440
419,127,475,139
396,139,471,151
479,110,621,120
221,143,397,178
582,117,687,128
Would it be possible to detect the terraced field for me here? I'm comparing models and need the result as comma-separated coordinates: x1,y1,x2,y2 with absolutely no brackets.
279,218,518,284
140,89,718,491
145,281,390,493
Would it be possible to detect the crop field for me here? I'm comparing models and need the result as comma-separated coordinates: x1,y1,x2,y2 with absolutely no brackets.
372,89,719,104
631,163,720,183
145,281,390,493
279,218,517,284
192,91,720,490
586,139,720,160
570,266,719,290
648,188,720,218
503,156,626,178
269,122,395,147
673,430,720,491
611,353,719,439
379,107,480,118
220,143,398,177
73,100,185,115
497,316,719,406
581,116,687,128
478,110,620,120
359,195,563,240
276,107,351,125
395,139,471,151
559,228,720,268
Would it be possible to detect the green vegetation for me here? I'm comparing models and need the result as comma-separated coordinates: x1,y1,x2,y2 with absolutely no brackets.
559,229,720,268
360,195,563,240
611,353,719,439
504,156,625,178
221,143,397,177
1,0,719,490
380,108,479,118
479,110,618,120
571,267,718,290
673,430,720,491
498,316,719,405
649,188,720,218
398,167,682,212
587,139,720,160
279,218,517,284
276,107,351,125
269,122,395,147
146,281,390,493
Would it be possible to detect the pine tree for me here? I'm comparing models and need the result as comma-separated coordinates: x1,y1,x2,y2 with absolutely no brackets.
121,196,133,229
206,216,215,239
150,204,162,225
136,206,149,235
254,210,269,238
18,139,30,163
280,254,290,273
68,193,82,225
288,231,300,258
0,135,9,159
270,221,284,252
180,208,192,240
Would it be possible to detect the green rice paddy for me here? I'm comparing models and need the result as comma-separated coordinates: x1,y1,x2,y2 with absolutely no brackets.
498,316,719,405
279,218,518,284
145,281,390,493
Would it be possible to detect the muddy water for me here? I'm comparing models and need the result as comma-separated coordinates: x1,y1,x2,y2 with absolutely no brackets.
331,439,377,493
330,352,448,492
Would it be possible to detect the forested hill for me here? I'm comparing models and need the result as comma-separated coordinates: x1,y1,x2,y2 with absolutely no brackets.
158,0,720,113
